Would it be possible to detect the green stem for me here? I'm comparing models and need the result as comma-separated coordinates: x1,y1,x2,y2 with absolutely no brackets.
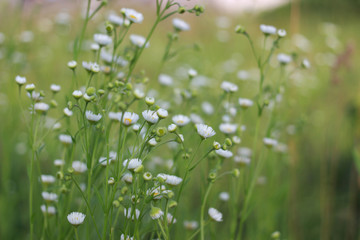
200,182,213,240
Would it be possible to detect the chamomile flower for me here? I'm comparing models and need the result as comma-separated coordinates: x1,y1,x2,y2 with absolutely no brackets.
67,212,86,226
208,207,223,222
72,161,87,173
142,110,159,124
184,220,199,230
15,75,26,85
123,158,142,171
190,113,204,124
260,24,277,35
221,81,238,93
219,123,237,134
202,102,214,115
122,173,133,184
130,34,149,48
85,110,102,123
108,112,122,122
167,213,177,224
122,8,143,24
158,74,173,86
196,124,216,139
124,208,140,220
63,108,73,117
277,53,292,65
234,156,251,166
165,175,183,186
219,192,230,201
67,60,77,69
54,159,65,167
72,90,83,99
121,234,134,240
40,175,55,184
59,134,72,145
148,138,157,146
50,84,61,93
41,205,56,216
108,14,124,26
172,114,190,126
263,138,278,148
42,192,58,202
93,33,112,46
302,58,311,69
172,18,190,31
238,98,254,109
277,29,287,37
34,102,50,113
122,112,139,126
157,108,168,119
150,206,164,220
168,123,177,132
215,149,233,158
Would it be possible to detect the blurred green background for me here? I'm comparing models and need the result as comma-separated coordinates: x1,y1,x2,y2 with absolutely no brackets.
0,0,359,239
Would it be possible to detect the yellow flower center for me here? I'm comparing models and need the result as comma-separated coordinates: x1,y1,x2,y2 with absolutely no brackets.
124,118,132,125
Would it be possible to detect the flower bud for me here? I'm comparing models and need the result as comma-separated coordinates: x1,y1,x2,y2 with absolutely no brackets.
113,200,120,208
86,87,96,96
213,141,221,150
232,169,240,178
208,171,217,182
235,25,246,34
178,6,186,14
169,200,178,208
98,89,105,96
156,127,167,137
225,138,232,147
134,165,144,173
143,172,152,181
108,177,115,185
50,99,58,108
145,96,155,106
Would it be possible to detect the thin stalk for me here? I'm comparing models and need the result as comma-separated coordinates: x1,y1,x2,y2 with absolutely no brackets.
200,182,213,240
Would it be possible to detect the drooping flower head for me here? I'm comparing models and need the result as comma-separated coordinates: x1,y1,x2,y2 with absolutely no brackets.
208,207,223,222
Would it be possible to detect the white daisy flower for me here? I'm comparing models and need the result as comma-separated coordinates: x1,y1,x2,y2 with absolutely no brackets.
196,124,216,139
122,112,139,126
172,18,190,31
221,81,238,93
108,112,122,122
158,74,173,86
260,24,277,35
122,173,133,184
150,206,164,220
219,192,230,201
184,220,198,230
67,212,86,226
215,149,233,158
42,192,58,202
122,8,143,23
202,102,214,115
34,102,50,113
123,158,142,171
238,98,254,109
263,138,278,148
50,84,61,92
277,29,287,37
85,110,102,123
15,75,26,85
72,161,87,173
93,33,112,47
132,124,140,132
165,175,183,186
130,34,149,48
25,83,35,92
124,208,140,220
148,138,157,146
63,108,73,117
219,123,237,134
59,134,72,145
72,90,83,99
120,234,134,240
108,14,124,26
188,68,197,78
167,213,177,224
142,110,159,124
190,113,204,124
40,175,55,184
172,114,190,126
302,58,311,69
133,88,145,99
234,155,251,166
277,53,292,64
41,205,56,215
157,108,168,119
67,60,77,69
208,207,223,222
54,159,65,167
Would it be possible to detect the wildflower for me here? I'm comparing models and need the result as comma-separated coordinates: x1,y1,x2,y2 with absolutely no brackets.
271,231,281,239
215,149,233,158
130,34,149,48
91,43,100,51
219,123,237,134
157,108,168,119
143,172,152,181
72,161,87,173
42,192,58,202
50,84,61,93
168,123,177,133
124,208,140,220
167,213,177,224
202,101,214,115
234,155,251,166
108,14,124,26
232,136,241,144
122,173,133,184
34,102,50,113
93,33,112,47
158,74,173,86
41,205,56,216
145,96,155,106
302,58,311,69
208,207,223,222
123,158,142,171
40,175,55,184
122,112,139,126
132,124,140,132
148,138,157,146
122,8,143,23
188,68,197,78
190,113,204,124
108,112,122,122
277,29,287,37
142,110,159,124
85,110,102,123
213,141,221,150
99,157,112,166
59,134,72,145
260,24,277,35
150,206,164,220
121,234,134,240
54,159,65,167
172,114,190,126
219,192,230,201
60,108,72,118
15,75,26,86
221,81,238,93
67,212,86,226
133,89,145,99
277,53,292,65
67,60,77,69
196,124,216,139
263,138,278,148
238,98,254,109
172,18,190,31
184,220,198,230
165,175,183,186
72,90,82,99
